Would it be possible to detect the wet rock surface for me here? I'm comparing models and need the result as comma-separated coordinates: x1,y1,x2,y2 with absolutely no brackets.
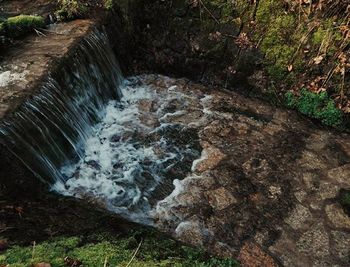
128,74,350,267
0,19,94,119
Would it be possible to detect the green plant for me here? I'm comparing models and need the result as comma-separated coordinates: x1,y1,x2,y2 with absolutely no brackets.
0,231,240,267
104,0,115,10
56,0,88,21
0,22,5,35
338,189,350,216
285,89,343,126
5,15,45,37
340,191,350,206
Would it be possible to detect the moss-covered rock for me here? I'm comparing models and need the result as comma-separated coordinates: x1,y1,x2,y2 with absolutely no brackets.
56,0,89,21
6,15,45,37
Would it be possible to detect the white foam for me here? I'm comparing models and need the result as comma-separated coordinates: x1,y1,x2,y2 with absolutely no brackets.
191,149,208,172
53,77,203,223
152,174,203,222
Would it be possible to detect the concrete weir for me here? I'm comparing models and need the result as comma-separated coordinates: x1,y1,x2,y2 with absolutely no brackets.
0,19,111,191
0,20,95,119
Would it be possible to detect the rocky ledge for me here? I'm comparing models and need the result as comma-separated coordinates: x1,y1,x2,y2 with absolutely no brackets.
0,19,95,119
132,74,350,267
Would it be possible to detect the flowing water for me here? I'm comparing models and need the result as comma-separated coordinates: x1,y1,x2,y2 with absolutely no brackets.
0,30,123,184
53,78,201,222
0,30,202,223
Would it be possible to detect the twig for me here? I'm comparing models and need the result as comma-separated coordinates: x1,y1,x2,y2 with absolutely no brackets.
126,239,143,267
290,24,316,64
340,67,345,101
32,241,36,261
252,0,260,21
198,0,220,24
103,256,108,267
34,28,46,37
37,27,67,35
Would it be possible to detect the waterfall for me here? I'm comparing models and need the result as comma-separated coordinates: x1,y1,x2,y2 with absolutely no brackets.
0,28,201,223
0,29,123,184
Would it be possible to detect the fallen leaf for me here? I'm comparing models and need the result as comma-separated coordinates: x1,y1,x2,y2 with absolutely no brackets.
64,257,82,267
313,55,324,65
32,263,51,267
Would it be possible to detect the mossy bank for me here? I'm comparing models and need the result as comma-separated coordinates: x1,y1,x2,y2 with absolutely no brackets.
0,229,239,267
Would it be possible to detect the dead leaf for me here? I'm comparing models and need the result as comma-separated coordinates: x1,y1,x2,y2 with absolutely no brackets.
64,257,82,267
287,65,293,72
313,55,324,65
32,263,51,267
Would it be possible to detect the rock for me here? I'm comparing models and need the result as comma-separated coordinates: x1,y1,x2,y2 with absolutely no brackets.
284,204,313,230
268,186,282,199
327,164,350,186
192,142,226,172
85,160,101,170
175,220,210,247
330,231,350,262
205,187,237,211
318,183,339,200
302,172,319,190
238,242,279,267
294,190,307,203
110,134,121,142
297,223,329,258
325,204,350,229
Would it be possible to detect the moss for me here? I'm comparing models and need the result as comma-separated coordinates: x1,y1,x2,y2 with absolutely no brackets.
0,230,239,267
0,22,5,33
311,19,344,57
104,0,115,10
5,15,45,37
286,89,343,126
340,192,350,207
56,0,89,21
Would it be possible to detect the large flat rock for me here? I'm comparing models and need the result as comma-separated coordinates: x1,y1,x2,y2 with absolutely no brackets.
0,19,94,119
131,74,350,267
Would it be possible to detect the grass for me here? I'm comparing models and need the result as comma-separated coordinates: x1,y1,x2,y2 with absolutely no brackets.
0,230,239,267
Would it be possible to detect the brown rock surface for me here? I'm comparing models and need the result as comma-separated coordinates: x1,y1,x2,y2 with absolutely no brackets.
0,20,94,119
238,242,279,267
139,74,350,267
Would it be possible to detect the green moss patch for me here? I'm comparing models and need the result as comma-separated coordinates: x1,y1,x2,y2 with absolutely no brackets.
56,0,89,21
5,15,45,37
286,89,343,126
339,189,350,216
0,230,239,267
